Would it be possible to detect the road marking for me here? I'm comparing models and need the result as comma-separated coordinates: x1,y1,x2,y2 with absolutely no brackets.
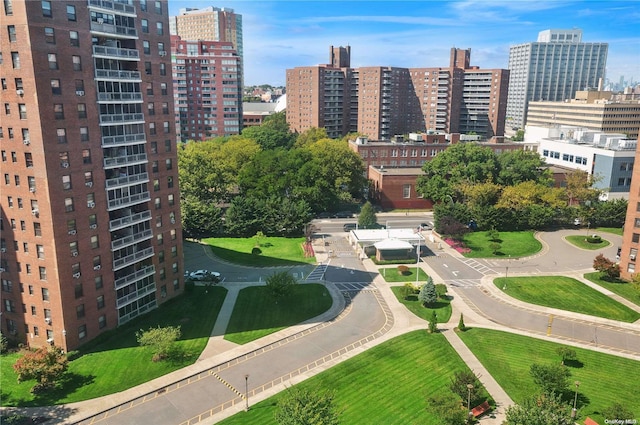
547,314,554,336
452,271,458,277
443,263,449,268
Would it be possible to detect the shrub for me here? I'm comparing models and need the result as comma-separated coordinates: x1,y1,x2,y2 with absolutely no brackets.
397,265,410,275
428,311,438,333
251,247,262,255
435,284,448,298
457,314,467,332
266,271,298,298
136,326,182,362
585,235,602,244
13,345,69,394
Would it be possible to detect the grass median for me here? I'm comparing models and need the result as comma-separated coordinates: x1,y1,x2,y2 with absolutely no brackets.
378,266,429,282
458,328,639,424
565,235,611,250
225,284,332,344
494,276,640,322
390,286,452,323
462,231,542,258
584,271,640,307
204,236,316,266
1,286,227,406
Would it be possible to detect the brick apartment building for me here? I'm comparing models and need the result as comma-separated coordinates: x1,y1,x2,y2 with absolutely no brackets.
0,0,183,351
286,46,509,141
617,134,640,281
171,35,242,141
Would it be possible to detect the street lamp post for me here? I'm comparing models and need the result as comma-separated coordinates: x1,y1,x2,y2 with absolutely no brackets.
244,374,249,411
466,384,474,423
571,381,580,418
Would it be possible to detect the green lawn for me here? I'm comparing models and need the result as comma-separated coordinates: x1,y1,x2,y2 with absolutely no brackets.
592,227,623,236
219,331,490,425
584,272,640,307
565,235,611,250
378,266,429,282
494,276,640,322
462,231,542,258
458,328,640,424
390,286,452,323
225,284,332,344
0,286,227,406
204,237,316,266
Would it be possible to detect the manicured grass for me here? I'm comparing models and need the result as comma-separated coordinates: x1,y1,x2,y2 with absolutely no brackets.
219,331,491,425
462,231,542,258
494,276,640,322
225,284,332,344
593,226,623,236
584,271,640,307
204,237,316,267
0,287,227,406
458,328,640,424
378,266,429,282
390,286,452,323
565,235,611,250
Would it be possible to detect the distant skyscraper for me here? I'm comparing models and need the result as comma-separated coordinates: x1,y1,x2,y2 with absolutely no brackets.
0,0,184,351
506,29,608,131
171,35,242,140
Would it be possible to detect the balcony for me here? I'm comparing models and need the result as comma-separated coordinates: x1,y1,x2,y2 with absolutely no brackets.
104,152,147,169
107,191,150,210
99,113,145,125
113,246,154,270
88,0,136,15
90,21,138,38
109,210,152,231
101,132,146,147
114,264,155,290
111,228,153,250
93,45,140,61
105,172,149,189
97,92,143,103
116,282,156,308
95,69,142,81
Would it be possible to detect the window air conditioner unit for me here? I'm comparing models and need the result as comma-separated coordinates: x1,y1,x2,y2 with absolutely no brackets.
23,139,30,145
72,251,79,257
87,202,95,208
16,89,24,96
73,272,81,279
45,317,51,324
0,267,6,272
89,224,97,229
630,254,636,261
29,187,36,193
85,181,93,187
62,162,69,168
68,229,77,235
75,90,85,96
32,209,39,216
97,17,104,24
47,338,54,343
0,247,6,253
93,265,101,270
159,50,167,56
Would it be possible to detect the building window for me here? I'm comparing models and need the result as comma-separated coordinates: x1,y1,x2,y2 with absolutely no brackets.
165,158,172,170
4,0,14,15
82,149,91,164
57,128,67,143
54,104,64,119
48,53,58,69
168,194,174,206
19,104,27,119
141,19,148,33
95,275,103,290
8,25,16,42
97,295,105,310
403,184,411,199
77,103,87,118
80,126,89,141
78,324,87,340
140,0,147,11
90,235,99,249
154,1,162,14
143,41,150,55
156,22,163,35
41,0,52,17
11,51,20,68
160,63,166,76
163,122,170,134
98,315,106,329
62,175,71,190
64,197,74,212
72,55,82,71
34,222,42,236
74,282,83,298
69,30,79,46
149,122,156,135
51,79,61,95
42,287,49,301
146,83,153,95
76,304,85,318
160,83,167,95
66,4,76,21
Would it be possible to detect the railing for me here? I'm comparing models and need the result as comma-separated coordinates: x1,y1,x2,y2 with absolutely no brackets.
111,228,153,250
116,283,156,308
113,246,154,270
97,92,143,102
99,113,144,124
114,265,155,290
88,0,136,14
90,21,138,38
107,191,150,210
95,69,141,80
104,153,147,168
105,172,149,189
101,132,146,147
109,210,151,231
93,45,140,60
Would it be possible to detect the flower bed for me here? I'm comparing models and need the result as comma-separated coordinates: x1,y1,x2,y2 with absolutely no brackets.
444,238,471,254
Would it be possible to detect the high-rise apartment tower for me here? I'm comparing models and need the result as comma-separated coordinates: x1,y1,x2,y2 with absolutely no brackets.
505,29,608,132
0,0,184,351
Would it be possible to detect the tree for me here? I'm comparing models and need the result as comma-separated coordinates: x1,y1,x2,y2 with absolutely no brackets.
266,271,298,299
593,254,621,280
401,282,416,300
510,129,525,142
13,345,68,394
489,242,502,255
555,347,577,365
497,149,551,186
591,198,628,228
294,127,329,148
426,393,468,425
0,332,7,354
419,278,437,306
417,143,499,203
602,402,634,422
564,170,601,206
358,201,377,228
437,216,471,240
428,310,438,333
504,392,573,425
274,387,340,425
529,363,571,396
449,370,482,406
241,111,296,150
457,314,467,332
486,229,499,242
136,326,182,362
180,195,224,238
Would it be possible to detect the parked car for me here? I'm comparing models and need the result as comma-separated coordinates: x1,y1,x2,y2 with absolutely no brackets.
316,211,333,219
333,211,354,218
420,222,433,230
189,270,221,281
343,223,357,232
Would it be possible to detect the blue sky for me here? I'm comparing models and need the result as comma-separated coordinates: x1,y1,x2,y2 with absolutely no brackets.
169,1,640,87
